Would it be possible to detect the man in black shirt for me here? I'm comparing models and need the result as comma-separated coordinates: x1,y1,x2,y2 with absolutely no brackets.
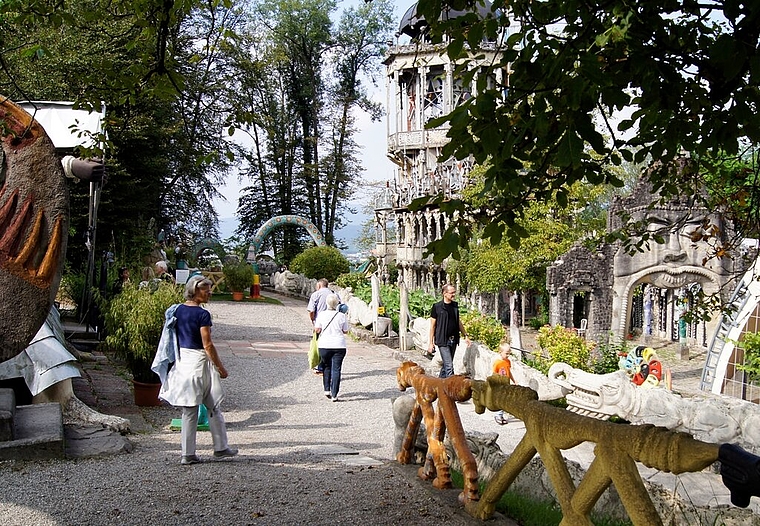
427,284,469,378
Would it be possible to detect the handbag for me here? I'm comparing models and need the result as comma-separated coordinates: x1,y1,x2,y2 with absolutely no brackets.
308,332,320,369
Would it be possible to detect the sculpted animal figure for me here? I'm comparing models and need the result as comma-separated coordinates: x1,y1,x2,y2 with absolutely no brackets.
469,375,760,526
1,97,128,432
548,362,760,453
395,361,479,504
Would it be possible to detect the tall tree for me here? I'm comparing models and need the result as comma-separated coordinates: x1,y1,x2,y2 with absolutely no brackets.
320,0,394,244
231,0,394,259
261,0,335,233
227,19,312,261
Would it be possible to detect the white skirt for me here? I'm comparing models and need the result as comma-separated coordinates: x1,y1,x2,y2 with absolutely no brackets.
159,347,224,411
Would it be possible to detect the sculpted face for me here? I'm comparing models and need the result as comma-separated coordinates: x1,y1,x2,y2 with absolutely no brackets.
0,99,69,361
613,207,718,279
549,363,633,419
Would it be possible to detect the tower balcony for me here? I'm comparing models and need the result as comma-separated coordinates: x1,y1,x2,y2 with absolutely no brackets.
388,128,450,152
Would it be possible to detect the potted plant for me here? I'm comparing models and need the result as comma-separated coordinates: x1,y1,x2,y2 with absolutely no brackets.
223,261,254,300
102,282,184,405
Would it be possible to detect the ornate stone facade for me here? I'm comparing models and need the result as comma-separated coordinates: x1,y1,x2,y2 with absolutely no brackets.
547,244,617,343
548,167,744,346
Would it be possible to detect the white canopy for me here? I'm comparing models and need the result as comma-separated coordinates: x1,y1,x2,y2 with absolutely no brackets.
18,100,105,150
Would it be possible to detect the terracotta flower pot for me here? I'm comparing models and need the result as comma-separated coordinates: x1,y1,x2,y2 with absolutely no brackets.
133,380,162,407
232,291,244,301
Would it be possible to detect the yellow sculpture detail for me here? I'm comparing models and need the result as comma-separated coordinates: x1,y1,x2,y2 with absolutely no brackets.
469,375,721,526
395,361,479,504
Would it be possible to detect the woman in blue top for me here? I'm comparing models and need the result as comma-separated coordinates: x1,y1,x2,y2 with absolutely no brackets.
314,294,349,402
159,275,237,465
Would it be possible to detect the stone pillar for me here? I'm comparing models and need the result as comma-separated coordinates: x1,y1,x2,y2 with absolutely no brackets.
399,280,409,351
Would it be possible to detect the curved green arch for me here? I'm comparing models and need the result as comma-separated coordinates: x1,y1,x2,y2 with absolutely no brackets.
247,215,325,260
189,238,226,266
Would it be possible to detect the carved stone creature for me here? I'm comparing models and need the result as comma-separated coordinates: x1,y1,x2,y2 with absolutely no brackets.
469,376,722,525
443,428,758,525
549,362,760,454
395,361,479,504
0,98,129,433
1,98,68,362
272,270,310,295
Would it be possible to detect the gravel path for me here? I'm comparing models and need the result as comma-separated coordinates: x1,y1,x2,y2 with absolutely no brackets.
0,296,511,526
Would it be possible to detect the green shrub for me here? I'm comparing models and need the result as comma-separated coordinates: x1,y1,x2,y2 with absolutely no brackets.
592,334,629,375
222,261,254,292
58,267,89,317
528,311,549,329
335,272,369,291
290,246,350,282
102,282,184,382
737,331,760,385
407,288,437,319
462,311,507,351
381,287,401,330
535,325,595,374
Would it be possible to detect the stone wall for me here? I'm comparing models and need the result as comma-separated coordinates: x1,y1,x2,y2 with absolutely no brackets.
547,243,616,343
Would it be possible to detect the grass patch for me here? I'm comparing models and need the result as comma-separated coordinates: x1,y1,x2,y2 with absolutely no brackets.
450,470,632,526
210,293,282,305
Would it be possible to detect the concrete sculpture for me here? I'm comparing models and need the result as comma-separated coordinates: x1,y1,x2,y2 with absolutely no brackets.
0,97,129,433
395,361,479,504
469,375,729,525
548,361,760,453
547,166,744,345
0,98,68,362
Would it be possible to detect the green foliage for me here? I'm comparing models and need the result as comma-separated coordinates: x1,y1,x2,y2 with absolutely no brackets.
458,180,601,295
407,288,437,320
535,325,595,374
737,332,760,385
415,0,760,274
58,267,89,317
102,282,183,382
222,261,254,292
528,311,549,330
461,311,506,352
379,287,400,330
592,335,630,375
335,272,369,291
290,246,350,282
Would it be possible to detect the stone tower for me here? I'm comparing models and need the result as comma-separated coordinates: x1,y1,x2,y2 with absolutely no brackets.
376,1,508,292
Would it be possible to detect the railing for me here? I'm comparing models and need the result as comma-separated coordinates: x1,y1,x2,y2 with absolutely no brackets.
387,128,450,151
395,364,760,526
202,271,225,294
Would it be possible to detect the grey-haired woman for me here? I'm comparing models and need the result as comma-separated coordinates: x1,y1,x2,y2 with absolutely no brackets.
314,293,349,402
158,275,237,464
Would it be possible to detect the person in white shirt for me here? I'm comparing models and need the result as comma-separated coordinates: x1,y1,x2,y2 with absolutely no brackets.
307,278,332,374
314,294,349,402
